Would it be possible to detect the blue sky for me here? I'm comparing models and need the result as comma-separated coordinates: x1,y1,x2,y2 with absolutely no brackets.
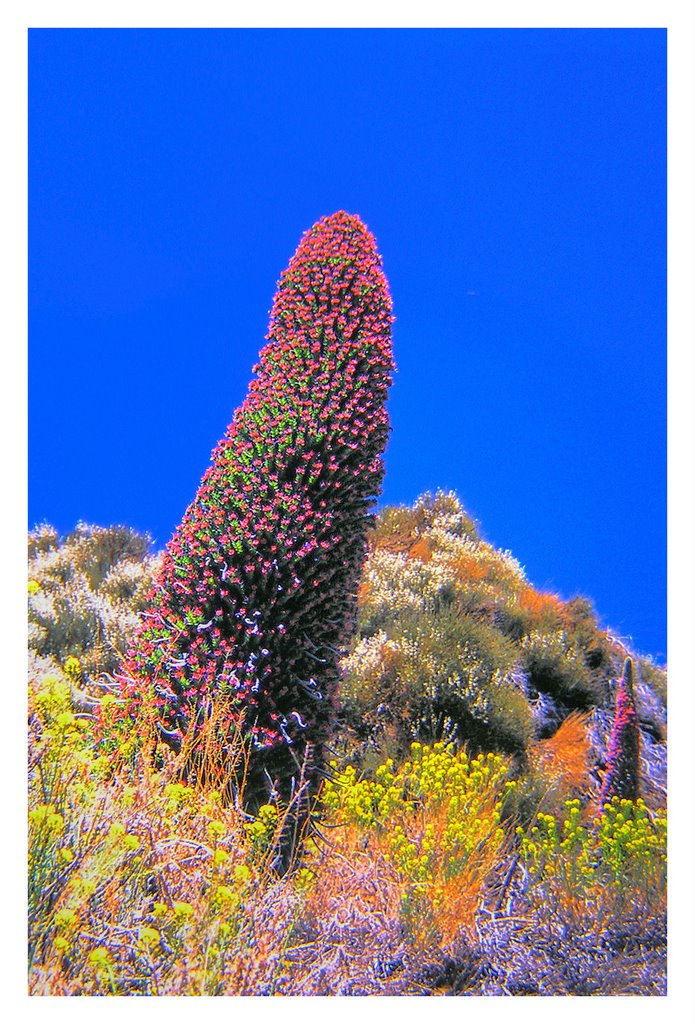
28,28,666,661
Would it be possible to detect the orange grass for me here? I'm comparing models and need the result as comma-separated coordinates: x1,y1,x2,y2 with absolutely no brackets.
527,711,594,812
518,586,566,622
450,553,489,583
408,537,434,563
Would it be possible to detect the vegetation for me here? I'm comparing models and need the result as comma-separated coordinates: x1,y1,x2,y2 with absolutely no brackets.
120,212,394,820
27,495,667,995
600,657,642,803
27,211,666,996
322,743,516,949
28,522,159,680
338,491,665,772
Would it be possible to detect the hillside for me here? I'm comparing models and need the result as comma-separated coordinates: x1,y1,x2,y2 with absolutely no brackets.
27,492,667,995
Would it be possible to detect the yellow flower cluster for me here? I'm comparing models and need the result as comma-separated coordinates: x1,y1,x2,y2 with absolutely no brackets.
324,743,513,885
63,656,82,678
323,743,516,945
598,796,667,883
163,781,197,816
29,804,66,834
244,803,280,851
29,671,148,964
519,796,667,897
108,822,140,852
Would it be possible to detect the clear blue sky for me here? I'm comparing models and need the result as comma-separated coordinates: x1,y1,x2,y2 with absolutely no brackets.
28,28,666,662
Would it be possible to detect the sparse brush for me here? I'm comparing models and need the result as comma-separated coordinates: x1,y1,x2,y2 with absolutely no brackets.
497,585,567,642
637,655,667,706
521,710,594,818
27,522,159,679
562,596,618,677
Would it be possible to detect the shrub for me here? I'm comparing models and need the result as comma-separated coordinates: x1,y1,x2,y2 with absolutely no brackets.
496,585,567,642
27,523,158,678
409,490,480,541
634,655,667,742
520,628,603,707
368,492,479,555
121,211,394,817
369,505,423,554
356,548,459,637
341,605,534,761
322,742,516,947
61,523,152,591
518,796,666,929
562,596,617,678
28,523,59,560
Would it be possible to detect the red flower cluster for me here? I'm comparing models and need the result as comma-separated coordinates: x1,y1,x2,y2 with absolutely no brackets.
120,211,394,808
600,657,641,804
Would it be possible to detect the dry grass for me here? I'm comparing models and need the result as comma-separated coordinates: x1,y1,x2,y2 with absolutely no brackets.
473,899,666,996
527,711,594,813
407,537,434,562
518,585,566,622
451,552,489,583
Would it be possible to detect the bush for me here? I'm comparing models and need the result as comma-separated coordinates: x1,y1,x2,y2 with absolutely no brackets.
341,606,534,758
368,492,479,555
520,629,604,708
518,796,666,928
562,596,617,677
634,695,667,749
636,655,667,709
496,586,567,642
356,548,459,637
322,742,516,947
27,523,158,678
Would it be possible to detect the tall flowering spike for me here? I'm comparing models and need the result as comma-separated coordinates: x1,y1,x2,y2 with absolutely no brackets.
121,211,394,811
600,657,641,804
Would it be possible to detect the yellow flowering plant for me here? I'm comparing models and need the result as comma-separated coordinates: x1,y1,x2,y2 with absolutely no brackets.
518,796,667,926
28,664,301,995
323,742,516,947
